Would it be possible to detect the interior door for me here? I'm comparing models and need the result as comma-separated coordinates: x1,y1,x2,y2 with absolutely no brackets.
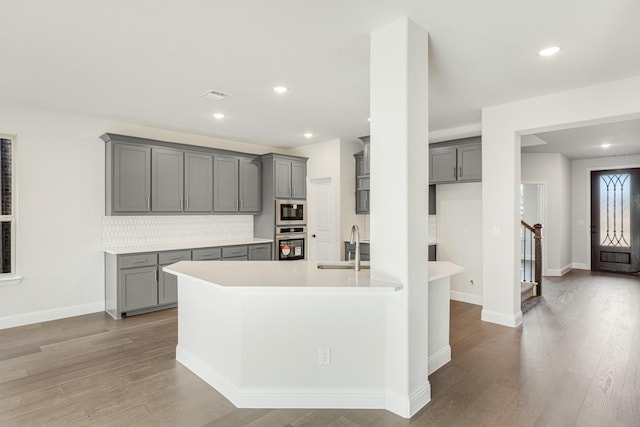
591,168,640,273
309,177,334,261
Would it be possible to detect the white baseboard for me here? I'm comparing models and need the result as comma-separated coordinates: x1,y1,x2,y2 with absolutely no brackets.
481,309,523,328
545,264,573,276
572,263,590,270
177,345,406,414
450,290,482,305
428,345,451,375
0,301,104,330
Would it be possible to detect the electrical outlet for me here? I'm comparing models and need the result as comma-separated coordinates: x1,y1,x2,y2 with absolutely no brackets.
469,279,475,286
318,347,331,366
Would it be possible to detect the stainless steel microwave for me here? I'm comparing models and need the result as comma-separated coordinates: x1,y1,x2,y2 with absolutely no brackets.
275,200,306,226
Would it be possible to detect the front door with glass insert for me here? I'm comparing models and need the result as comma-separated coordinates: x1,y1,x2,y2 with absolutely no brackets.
591,168,640,273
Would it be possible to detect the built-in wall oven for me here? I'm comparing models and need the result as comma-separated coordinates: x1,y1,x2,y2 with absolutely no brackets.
275,200,306,226
275,226,307,261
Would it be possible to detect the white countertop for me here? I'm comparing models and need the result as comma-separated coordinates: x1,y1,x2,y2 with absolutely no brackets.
103,238,273,255
164,260,401,291
163,260,464,291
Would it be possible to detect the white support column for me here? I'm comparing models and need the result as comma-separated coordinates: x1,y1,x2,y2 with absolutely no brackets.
370,17,430,418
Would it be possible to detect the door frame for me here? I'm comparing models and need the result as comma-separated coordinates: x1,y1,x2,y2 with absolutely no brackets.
584,162,640,270
307,175,340,261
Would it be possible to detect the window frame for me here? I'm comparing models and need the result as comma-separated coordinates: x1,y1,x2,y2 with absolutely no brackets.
0,134,19,285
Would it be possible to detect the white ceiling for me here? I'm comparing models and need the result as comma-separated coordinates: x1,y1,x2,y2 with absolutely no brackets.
2,1,640,148
522,119,640,160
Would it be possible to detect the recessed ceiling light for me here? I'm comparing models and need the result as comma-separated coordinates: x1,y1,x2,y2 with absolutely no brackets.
213,113,225,119
304,133,313,138
539,46,560,57
273,86,288,94
601,143,612,148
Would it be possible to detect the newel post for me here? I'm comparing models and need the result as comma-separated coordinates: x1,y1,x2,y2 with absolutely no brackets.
534,224,543,296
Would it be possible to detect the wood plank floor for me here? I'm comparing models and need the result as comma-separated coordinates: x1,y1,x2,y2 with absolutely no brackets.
1,269,639,426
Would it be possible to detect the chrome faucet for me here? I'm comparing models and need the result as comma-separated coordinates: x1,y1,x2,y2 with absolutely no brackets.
350,224,361,271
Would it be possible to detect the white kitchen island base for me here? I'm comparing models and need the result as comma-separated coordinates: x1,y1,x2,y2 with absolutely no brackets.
165,260,463,417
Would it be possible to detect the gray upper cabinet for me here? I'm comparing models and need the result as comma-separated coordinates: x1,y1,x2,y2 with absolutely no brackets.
214,155,239,212
111,143,151,212
272,157,307,200
184,152,213,212
429,137,482,184
354,137,371,214
152,148,184,212
102,133,263,215
274,158,293,199
291,161,306,199
239,157,262,212
457,144,482,181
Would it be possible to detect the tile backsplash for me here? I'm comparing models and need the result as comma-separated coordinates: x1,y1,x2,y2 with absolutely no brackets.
428,215,437,244
102,215,253,248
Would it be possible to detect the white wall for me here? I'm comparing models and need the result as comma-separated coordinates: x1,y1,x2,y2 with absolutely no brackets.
286,139,342,261
436,183,482,305
571,154,640,269
0,104,278,329
521,153,572,276
482,75,640,328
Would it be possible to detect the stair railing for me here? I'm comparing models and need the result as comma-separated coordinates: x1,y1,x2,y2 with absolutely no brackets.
520,220,543,296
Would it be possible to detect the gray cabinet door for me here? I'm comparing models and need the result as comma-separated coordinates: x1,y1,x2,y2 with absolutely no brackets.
430,146,457,183
119,266,158,312
152,148,184,212
185,152,213,212
112,143,151,212
248,243,272,260
239,157,261,212
274,159,292,199
457,144,482,182
428,184,436,215
291,161,306,199
159,270,178,305
362,140,371,176
356,189,369,214
214,155,239,212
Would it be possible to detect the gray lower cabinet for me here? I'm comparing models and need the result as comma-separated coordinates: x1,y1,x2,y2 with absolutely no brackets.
158,250,191,305
111,143,151,213
106,243,272,319
185,152,213,212
344,242,370,262
249,243,271,260
120,266,158,312
152,148,184,212
429,137,482,184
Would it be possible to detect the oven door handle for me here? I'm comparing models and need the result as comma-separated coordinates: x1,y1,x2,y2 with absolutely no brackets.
276,234,307,240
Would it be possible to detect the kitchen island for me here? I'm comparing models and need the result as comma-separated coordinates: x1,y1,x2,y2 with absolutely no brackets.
164,260,463,414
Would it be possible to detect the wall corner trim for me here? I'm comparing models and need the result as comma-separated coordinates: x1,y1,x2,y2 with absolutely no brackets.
481,309,523,328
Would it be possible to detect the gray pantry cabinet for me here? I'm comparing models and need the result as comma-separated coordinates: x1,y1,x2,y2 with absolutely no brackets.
105,242,273,319
213,155,262,213
429,136,482,183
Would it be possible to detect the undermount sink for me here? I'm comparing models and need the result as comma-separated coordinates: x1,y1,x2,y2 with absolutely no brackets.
317,261,370,270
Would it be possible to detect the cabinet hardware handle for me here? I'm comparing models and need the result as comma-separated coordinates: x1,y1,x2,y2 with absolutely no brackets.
147,197,150,211
186,198,189,210
170,256,182,260
236,199,239,210
453,167,456,178
180,198,183,209
131,259,149,264
459,166,462,177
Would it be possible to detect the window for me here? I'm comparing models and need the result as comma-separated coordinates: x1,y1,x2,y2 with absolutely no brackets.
0,136,15,278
